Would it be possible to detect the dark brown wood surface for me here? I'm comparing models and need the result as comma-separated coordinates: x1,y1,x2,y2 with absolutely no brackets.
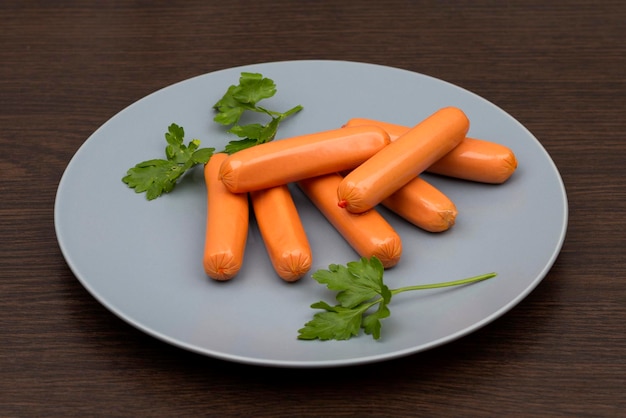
2,1,625,416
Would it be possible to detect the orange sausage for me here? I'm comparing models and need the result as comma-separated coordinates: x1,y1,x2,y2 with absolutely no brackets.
250,185,312,282
343,117,517,184
381,176,457,232
297,173,402,268
203,153,249,280
339,166,457,232
338,107,469,213
219,125,390,193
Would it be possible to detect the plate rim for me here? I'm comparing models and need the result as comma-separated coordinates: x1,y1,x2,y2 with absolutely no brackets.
54,59,569,368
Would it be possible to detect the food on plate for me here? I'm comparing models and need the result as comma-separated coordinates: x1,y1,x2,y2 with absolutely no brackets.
122,123,214,200
250,184,312,281
343,117,518,184
381,176,457,232
298,256,497,341
297,173,402,269
117,66,517,343
118,70,511,342
212,72,303,154
337,107,469,213
218,125,391,193
202,153,249,280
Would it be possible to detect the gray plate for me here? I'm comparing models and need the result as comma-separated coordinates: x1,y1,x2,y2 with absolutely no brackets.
54,60,568,368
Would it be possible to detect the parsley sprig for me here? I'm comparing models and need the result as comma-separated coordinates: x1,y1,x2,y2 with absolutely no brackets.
122,124,214,200
213,72,303,154
122,72,302,200
298,257,497,341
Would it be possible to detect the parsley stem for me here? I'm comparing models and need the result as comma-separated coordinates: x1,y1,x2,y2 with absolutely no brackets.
281,104,304,118
358,299,381,311
256,104,303,119
391,272,497,295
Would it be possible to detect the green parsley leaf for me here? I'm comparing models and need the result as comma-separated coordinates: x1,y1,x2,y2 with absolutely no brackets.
312,257,388,309
213,85,247,125
223,138,259,155
122,123,214,200
213,72,303,154
231,72,277,105
227,123,266,140
298,256,497,341
123,73,299,199
297,302,364,341
361,301,390,340
191,148,214,164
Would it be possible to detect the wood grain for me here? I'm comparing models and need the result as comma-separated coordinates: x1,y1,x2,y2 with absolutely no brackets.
1,0,625,416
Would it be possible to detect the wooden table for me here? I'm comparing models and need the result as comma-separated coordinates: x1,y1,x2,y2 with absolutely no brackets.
2,1,624,416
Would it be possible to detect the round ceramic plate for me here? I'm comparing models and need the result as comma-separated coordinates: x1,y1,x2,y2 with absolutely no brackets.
55,60,568,368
